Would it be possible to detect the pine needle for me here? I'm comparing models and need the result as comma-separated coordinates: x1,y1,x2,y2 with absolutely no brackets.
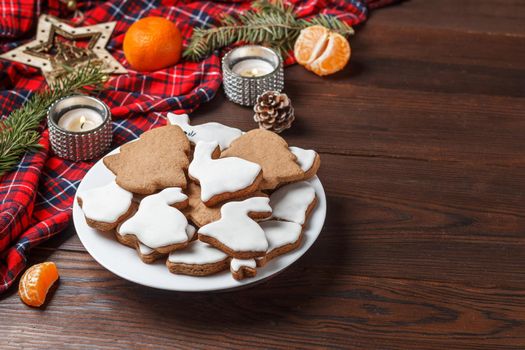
0,63,107,177
183,0,354,61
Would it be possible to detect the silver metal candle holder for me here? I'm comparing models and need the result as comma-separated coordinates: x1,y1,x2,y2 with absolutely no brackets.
222,45,284,106
47,95,112,161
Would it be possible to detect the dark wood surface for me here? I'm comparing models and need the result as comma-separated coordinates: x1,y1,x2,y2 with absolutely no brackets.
2,1,525,348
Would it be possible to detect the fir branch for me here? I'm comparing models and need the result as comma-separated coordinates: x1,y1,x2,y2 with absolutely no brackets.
0,63,107,177
183,0,354,61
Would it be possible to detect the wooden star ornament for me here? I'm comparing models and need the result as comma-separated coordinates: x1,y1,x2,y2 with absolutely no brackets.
0,14,127,84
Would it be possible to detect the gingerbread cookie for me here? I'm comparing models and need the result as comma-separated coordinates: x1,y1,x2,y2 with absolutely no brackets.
198,197,272,259
188,141,263,206
166,240,230,276
117,188,190,254
221,129,304,190
103,125,190,194
182,182,270,228
167,113,243,150
230,258,257,281
289,146,321,180
77,181,134,231
136,243,165,264
256,220,303,267
135,225,196,264
270,181,317,225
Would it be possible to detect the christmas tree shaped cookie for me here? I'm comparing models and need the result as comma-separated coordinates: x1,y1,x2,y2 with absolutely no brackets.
188,141,263,206
198,197,272,259
103,125,190,194
221,129,304,190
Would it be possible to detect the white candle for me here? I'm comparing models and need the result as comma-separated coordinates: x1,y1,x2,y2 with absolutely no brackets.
58,108,103,132
232,59,275,77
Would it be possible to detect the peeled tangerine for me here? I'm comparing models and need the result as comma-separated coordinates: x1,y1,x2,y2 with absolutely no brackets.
294,25,351,76
19,262,59,307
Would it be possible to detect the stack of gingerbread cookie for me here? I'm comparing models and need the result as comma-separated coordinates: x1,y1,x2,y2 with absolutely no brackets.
77,113,321,281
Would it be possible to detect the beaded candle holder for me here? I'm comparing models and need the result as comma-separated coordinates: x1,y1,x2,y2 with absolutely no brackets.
222,45,284,106
47,95,112,161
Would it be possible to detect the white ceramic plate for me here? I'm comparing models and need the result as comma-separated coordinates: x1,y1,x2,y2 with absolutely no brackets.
73,143,327,292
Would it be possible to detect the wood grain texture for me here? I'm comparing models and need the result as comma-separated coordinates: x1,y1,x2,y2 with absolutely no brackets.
1,249,524,350
2,0,525,348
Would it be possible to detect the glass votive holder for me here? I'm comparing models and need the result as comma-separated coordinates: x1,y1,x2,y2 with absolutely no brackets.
47,95,112,161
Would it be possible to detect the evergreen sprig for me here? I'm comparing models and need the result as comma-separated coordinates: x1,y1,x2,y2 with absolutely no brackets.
0,64,107,177
183,0,354,61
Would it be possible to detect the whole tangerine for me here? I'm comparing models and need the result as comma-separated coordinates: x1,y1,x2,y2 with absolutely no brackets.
123,16,182,71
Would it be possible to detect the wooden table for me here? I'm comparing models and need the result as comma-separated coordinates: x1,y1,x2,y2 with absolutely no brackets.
2,1,525,348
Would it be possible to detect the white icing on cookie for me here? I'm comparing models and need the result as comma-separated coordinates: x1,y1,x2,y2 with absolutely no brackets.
138,243,154,255
198,197,271,252
289,146,317,172
118,188,189,248
167,112,243,150
186,224,197,240
168,240,228,264
260,220,302,253
138,224,195,255
269,181,316,225
230,258,256,272
78,181,133,223
189,141,262,202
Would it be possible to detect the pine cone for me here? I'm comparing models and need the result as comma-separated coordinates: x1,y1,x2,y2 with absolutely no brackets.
253,91,295,133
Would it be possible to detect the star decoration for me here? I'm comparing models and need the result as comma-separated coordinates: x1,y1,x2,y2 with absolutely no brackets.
0,14,127,85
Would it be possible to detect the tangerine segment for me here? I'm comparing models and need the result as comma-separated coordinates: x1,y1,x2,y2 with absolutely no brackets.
294,25,329,66
308,32,351,76
19,262,59,307
123,16,182,71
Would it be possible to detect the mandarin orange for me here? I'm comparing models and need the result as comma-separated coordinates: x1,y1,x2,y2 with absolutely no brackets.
294,25,351,76
19,262,59,307
123,16,182,71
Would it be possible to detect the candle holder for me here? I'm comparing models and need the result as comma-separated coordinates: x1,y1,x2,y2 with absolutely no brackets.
47,95,112,161
222,45,284,106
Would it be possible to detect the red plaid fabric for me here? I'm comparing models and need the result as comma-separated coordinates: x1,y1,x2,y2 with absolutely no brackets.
0,0,398,293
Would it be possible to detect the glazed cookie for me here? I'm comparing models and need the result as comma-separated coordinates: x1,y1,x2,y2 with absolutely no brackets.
270,181,317,226
188,141,263,206
103,125,191,194
167,112,243,150
136,243,165,264
230,258,257,281
221,129,304,190
166,240,230,276
135,225,196,264
117,188,190,254
77,181,134,231
182,182,270,228
198,197,272,259
256,220,303,267
289,146,321,180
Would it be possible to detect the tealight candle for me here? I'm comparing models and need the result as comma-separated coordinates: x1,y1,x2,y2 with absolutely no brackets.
232,59,275,78
222,45,284,106
47,95,112,161
57,108,104,132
